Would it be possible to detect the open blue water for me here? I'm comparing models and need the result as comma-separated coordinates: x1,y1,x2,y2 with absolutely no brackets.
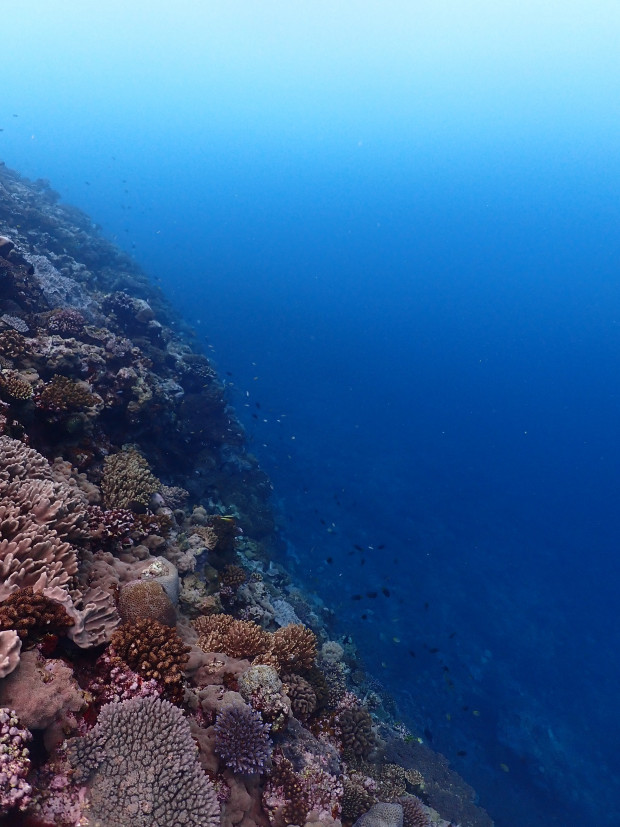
3,3,620,824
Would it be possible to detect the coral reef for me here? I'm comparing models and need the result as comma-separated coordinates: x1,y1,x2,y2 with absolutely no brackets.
0,161,494,827
214,703,273,774
67,696,220,827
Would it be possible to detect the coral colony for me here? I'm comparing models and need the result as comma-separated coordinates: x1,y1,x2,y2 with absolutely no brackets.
0,162,491,826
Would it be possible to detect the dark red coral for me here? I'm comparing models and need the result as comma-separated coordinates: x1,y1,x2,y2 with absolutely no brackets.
0,587,74,643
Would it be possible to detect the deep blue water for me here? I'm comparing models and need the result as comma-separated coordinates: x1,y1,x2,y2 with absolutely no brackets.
3,3,620,824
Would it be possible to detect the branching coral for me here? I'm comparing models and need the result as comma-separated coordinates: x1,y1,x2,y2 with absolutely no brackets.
36,374,98,412
399,795,431,827
263,755,309,826
101,446,161,510
110,618,189,701
67,696,220,827
271,623,318,674
46,308,86,337
214,703,272,774
0,586,74,642
0,370,32,401
194,613,271,660
0,330,26,359
342,777,376,822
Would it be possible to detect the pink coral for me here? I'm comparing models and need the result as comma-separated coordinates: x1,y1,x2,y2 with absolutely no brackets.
0,707,32,815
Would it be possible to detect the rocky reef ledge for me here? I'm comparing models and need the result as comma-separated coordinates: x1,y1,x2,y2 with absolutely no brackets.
0,160,493,827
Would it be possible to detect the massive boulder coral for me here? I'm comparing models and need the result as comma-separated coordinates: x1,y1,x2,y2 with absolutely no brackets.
66,695,220,827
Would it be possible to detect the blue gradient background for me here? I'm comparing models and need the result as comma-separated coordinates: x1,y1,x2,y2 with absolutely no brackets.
3,3,620,825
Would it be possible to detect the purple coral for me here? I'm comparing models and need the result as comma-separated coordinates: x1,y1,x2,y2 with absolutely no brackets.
214,703,272,774
0,707,32,815
67,695,219,827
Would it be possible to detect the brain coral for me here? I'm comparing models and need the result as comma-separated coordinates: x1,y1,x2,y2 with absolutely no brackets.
214,703,272,774
101,447,161,510
118,579,177,627
67,696,220,827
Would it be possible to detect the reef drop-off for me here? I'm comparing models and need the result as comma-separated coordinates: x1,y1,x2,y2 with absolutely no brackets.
0,159,493,827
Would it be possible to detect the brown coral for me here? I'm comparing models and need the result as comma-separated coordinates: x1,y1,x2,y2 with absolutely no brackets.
0,329,26,359
282,673,317,722
0,586,74,642
118,579,177,627
101,447,160,510
342,777,376,822
271,623,318,674
36,374,98,412
339,707,375,761
399,795,431,827
110,618,190,701
0,370,32,401
194,614,271,660
265,756,308,827
220,564,247,589
46,308,86,337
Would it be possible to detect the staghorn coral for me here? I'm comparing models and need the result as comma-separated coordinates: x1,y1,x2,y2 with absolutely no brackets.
0,586,74,642
0,370,32,401
110,618,189,701
118,578,177,627
67,695,220,827
36,373,99,412
399,795,431,827
339,707,376,761
271,623,318,674
0,707,32,816
101,446,161,509
194,613,271,660
214,703,273,774
283,673,317,722
0,630,21,678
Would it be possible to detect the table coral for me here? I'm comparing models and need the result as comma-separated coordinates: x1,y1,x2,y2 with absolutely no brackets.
67,695,220,827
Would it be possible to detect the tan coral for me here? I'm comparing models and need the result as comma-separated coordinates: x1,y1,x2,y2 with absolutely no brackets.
271,623,318,674
101,447,161,510
0,628,21,678
194,614,271,660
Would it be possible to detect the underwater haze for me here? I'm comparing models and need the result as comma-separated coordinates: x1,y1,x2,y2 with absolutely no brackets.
3,1,620,824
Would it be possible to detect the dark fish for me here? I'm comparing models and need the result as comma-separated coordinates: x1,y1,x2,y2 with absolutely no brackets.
256,402,261,408
360,559,366,566
347,551,355,556
428,647,439,654
361,614,368,620
252,414,258,419
320,519,326,525
226,371,232,376
366,591,378,598
351,594,363,601
424,728,433,743
382,588,390,597
326,557,333,564
449,632,457,639
443,665,450,672
457,750,467,757
377,544,386,549
424,602,429,610
462,706,469,711
409,650,416,657
354,544,364,551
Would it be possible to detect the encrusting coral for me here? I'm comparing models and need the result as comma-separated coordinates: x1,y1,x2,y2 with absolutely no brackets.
67,696,220,827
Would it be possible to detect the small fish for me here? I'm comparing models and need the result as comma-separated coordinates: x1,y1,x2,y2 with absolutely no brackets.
472,710,480,717
382,587,390,597
366,591,378,598
256,402,261,408
354,544,364,551
326,557,333,564
409,650,416,658
457,750,467,757
423,728,433,742
449,631,457,639
377,543,386,549
424,602,429,611
320,519,326,525
360,559,366,565
252,414,258,419
361,614,368,620
428,647,439,654
351,594,363,601
500,763,510,773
